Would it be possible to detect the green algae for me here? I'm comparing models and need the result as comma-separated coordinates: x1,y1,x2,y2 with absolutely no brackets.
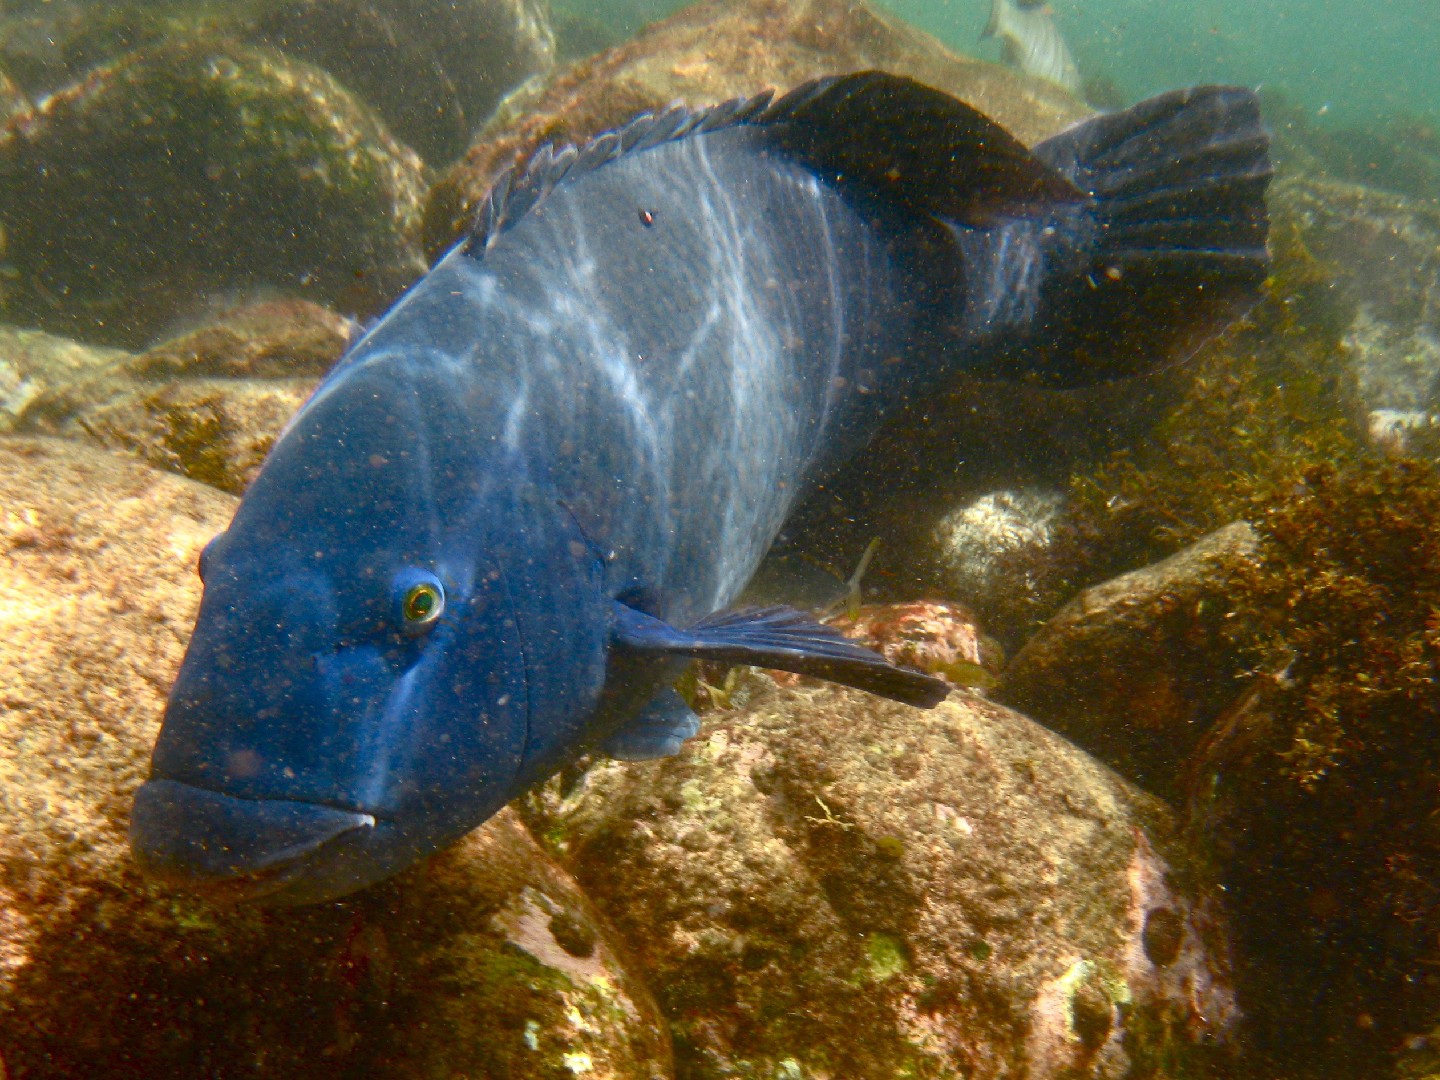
860,932,908,982
1037,219,1367,621
1187,455,1440,1077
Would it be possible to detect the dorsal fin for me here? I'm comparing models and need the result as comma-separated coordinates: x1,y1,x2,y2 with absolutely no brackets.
762,71,1085,226
465,71,1085,255
466,90,775,253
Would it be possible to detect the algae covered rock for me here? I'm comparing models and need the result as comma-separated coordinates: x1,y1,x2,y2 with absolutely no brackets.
66,300,345,492
71,376,317,494
0,325,130,432
0,36,427,347
997,522,1261,801
251,0,556,164
0,1,192,97
4,301,349,493
524,667,1238,1080
1183,457,1440,1079
0,436,670,1079
425,0,1090,252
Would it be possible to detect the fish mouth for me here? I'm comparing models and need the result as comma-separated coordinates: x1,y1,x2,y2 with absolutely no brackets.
130,779,379,904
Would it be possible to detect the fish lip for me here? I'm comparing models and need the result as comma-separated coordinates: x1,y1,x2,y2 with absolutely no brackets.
130,778,382,904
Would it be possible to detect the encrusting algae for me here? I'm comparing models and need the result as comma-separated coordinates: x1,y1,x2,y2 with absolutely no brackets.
1157,450,1439,1078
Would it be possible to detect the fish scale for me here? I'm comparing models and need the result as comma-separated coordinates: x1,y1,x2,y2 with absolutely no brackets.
132,71,1271,905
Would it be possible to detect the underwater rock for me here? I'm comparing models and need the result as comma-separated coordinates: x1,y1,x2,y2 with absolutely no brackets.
122,296,354,383
0,325,130,433
0,68,27,126
0,36,427,348
826,599,1004,690
1271,176,1440,439
996,522,1261,802
424,0,1090,253
0,435,671,1079
930,487,1068,641
6,301,348,493
524,668,1239,1080
0,1,187,98
250,0,555,164
0,0,554,166
67,300,345,493
70,376,317,494
1184,457,1440,1079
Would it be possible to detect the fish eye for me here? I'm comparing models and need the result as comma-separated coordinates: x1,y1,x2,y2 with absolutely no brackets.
393,569,445,634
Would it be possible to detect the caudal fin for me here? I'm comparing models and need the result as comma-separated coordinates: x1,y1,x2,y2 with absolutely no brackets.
1025,86,1272,384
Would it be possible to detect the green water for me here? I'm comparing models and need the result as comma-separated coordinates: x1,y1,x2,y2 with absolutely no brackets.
558,0,1440,126
895,0,1440,124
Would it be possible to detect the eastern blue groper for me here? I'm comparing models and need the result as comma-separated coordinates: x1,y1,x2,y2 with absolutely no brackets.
131,72,1271,904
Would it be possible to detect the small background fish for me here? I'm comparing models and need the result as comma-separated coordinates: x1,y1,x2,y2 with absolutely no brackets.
983,0,1083,94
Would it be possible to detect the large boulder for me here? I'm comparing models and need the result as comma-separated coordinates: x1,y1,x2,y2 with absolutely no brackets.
0,436,671,1079
996,522,1262,802
250,0,556,163
0,37,427,348
524,667,1239,1080
0,0,556,168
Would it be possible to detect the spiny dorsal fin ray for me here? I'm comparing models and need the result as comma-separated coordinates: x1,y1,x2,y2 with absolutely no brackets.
465,71,1085,254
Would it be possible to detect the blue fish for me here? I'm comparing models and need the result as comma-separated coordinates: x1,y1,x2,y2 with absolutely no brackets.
131,73,1270,905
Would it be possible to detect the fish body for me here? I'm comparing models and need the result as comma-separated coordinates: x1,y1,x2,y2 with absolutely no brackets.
984,0,1083,94
131,73,1271,905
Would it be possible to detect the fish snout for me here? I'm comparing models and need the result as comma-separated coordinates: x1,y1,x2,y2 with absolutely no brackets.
130,779,376,903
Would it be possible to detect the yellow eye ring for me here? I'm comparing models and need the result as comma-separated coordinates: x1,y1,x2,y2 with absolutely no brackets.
401,580,444,627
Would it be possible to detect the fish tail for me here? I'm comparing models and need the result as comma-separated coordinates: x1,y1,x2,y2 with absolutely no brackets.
1024,86,1272,384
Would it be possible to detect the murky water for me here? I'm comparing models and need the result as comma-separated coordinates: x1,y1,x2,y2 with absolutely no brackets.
0,1,1437,1078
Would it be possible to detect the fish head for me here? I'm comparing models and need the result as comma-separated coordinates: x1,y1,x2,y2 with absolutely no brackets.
130,353,568,905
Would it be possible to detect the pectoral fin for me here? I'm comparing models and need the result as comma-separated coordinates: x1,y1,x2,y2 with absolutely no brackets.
611,602,949,709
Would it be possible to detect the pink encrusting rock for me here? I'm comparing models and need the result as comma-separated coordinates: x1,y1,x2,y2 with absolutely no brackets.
523,663,1240,1080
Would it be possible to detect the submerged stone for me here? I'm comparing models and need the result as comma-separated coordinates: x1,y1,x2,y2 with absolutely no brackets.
0,36,427,348
0,325,130,432
4,302,349,493
425,0,1090,254
996,522,1262,802
250,0,555,163
523,667,1239,1080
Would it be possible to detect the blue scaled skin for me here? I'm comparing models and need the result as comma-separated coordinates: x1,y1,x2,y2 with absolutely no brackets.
131,73,1271,905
